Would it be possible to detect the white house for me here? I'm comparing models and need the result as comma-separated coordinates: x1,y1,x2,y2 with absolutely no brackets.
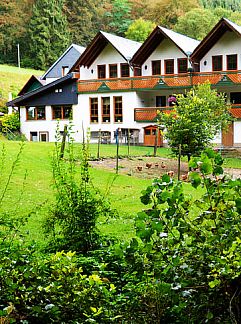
7,18,241,147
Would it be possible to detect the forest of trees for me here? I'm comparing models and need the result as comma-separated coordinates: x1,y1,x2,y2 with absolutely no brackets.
1,0,241,70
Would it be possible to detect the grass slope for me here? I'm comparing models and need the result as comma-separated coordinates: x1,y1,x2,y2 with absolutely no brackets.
0,64,43,110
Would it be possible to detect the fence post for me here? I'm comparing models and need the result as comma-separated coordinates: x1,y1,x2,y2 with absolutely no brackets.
178,144,181,181
154,127,158,157
97,129,101,159
60,124,68,159
116,128,120,174
127,128,130,157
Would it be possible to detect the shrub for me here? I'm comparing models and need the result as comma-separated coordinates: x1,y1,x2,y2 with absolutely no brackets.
1,113,20,133
44,126,116,254
131,148,241,322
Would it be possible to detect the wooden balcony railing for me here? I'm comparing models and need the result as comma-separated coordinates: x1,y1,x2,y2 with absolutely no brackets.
77,70,241,93
134,104,241,122
134,107,173,122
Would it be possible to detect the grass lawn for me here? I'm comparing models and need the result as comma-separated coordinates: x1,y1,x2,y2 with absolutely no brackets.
0,141,233,245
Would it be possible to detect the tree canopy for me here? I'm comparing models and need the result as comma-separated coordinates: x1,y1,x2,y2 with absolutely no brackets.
159,83,232,158
125,18,155,42
2,0,241,69
27,0,70,70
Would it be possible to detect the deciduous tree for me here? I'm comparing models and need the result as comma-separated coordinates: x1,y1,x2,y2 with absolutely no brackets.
174,8,216,40
147,0,200,28
159,83,232,159
125,18,155,42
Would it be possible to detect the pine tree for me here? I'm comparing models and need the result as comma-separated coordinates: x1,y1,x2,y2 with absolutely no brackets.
64,0,103,47
28,0,70,70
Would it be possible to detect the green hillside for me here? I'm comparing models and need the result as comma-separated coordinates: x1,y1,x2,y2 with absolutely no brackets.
0,64,43,112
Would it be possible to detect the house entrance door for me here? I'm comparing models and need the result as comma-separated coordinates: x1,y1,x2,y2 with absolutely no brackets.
222,122,234,147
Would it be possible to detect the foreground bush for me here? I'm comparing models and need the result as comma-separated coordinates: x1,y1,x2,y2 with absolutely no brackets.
0,245,120,323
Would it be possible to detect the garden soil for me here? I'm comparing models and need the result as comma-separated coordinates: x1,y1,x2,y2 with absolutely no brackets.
90,157,241,179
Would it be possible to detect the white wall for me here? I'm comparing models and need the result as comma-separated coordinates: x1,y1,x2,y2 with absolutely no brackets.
20,106,72,142
79,43,133,80
234,121,241,145
200,31,241,72
141,38,189,76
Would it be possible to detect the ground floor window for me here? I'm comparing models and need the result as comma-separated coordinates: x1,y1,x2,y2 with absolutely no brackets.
90,98,98,123
114,96,123,122
39,131,49,142
30,131,49,142
26,106,45,120
30,131,38,141
102,97,110,123
90,131,111,144
52,105,72,119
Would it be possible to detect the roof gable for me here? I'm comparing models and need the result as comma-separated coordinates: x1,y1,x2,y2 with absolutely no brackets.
42,44,85,79
191,18,241,62
70,31,142,70
18,75,45,96
131,26,200,66
7,73,79,107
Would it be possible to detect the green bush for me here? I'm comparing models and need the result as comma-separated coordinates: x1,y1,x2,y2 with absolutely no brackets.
0,113,20,133
44,126,117,254
131,148,241,322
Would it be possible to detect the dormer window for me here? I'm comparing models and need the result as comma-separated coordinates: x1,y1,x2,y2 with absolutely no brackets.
109,64,118,78
212,55,223,71
120,63,130,77
178,58,188,73
62,66,69,76
165,59,174,74
227,54,237,70
97,65,106,79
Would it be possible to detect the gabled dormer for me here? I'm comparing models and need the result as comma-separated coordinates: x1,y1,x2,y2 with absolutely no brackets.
191,18,241,73
70,31,142,80
131,26,200,76
42,44,85,84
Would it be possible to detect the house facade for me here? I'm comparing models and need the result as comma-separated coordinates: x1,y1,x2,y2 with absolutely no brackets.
7,18,241,147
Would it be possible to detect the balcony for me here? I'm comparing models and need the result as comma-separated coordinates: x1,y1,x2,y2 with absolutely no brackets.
134,107,173,122
77,70,241,93
134,104,241,122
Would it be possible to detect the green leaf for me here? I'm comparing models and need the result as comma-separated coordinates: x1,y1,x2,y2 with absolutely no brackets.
189,172,202,188
208,279,221,288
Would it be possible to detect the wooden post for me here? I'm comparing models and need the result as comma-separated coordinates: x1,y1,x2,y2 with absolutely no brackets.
116,128,120,174
127,128,130,157
60,124,68,159
178,144,181,181
97,129,101,159
154,127,158,157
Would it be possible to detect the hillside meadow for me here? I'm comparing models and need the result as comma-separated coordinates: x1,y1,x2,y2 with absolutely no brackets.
0,64,43,110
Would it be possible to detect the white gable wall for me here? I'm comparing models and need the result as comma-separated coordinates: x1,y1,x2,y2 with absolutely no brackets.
141,39,188,76
80,43,133,80
200,31,241,72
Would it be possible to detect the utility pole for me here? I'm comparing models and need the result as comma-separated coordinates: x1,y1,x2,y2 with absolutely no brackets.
17,44,20,69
